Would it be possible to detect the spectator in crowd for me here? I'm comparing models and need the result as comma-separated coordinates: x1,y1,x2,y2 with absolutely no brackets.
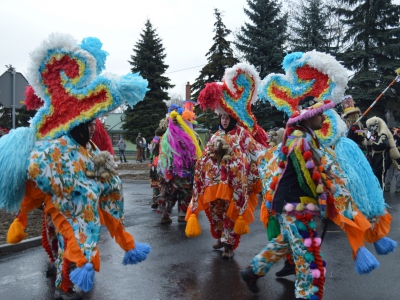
136,132,143,162
117,138,128,163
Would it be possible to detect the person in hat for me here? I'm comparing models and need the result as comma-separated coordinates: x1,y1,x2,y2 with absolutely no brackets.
341,95,367,153
384,127,400,192
241,96,337,299
366,116,400,188
185,63,266,259
1,34,151,299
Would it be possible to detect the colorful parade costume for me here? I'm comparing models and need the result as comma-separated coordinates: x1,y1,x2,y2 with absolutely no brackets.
242,51,397,299
366,116,400,188
1,33,151,297
185,63,267,257
384,128,400,192
156,108,202,224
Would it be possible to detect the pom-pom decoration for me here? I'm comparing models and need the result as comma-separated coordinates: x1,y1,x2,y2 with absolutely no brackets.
26,33,149,139
24,86,44,110
197,82,223,111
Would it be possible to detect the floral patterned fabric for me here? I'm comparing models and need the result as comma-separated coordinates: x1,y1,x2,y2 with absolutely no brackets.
27,135,131,290
188,125,263,247
250,214,318,299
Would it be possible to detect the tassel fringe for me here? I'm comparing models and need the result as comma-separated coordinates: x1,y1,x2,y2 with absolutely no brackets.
7,218,28,244
185,213,202,237
374,237,397,255
69,262,95,292
122,242,151,265
233,215,250,235
354,246,380,274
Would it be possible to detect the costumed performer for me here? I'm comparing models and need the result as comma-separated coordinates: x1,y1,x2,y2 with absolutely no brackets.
341,95,368,154
1,33,151,299
185,63,267,259
156,106,202,224
366,116,400,189
384,127,400,192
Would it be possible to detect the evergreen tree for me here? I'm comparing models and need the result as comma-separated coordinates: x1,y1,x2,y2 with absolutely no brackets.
191,8,239,131
336,0,400,120
234,0,288,130
288,0,333,53
123,20,172,144
0,104,35,129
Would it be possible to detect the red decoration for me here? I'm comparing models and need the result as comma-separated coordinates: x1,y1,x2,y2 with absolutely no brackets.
24,86,44,110
198,82,223,111
92,119,114,154
312,172,321,182
38,55,111,137
278,161,286,169
303,151,312,160
281,146,289,155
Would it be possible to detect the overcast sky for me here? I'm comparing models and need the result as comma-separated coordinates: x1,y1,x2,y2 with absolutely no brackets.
0,0,249,99
2,0,400,101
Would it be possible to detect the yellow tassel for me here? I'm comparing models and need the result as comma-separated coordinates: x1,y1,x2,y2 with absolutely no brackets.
316,184,324,194
7,218,28,244
396,68,400,75
233,215,250,235
185,214,202,237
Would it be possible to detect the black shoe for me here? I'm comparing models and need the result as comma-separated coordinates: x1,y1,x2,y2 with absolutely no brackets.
240,267,260,294
275,260,296,277
151,202,158,209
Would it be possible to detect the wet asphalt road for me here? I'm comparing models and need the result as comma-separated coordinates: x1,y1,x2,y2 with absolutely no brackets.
0,180,399,300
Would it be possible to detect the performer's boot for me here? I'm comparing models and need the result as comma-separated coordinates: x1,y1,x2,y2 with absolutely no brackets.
240,267,261,294
222,244,234,259
212,239,224,249
275,260,296,277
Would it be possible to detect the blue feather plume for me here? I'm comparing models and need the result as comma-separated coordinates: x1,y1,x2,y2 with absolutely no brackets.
335,137,385,218
374,237,397,255
69,262,95,292
0,127,36,212
79,37,109,74
117,73,149,107
354,246,380,274
122,242,151,265
282,52,303,71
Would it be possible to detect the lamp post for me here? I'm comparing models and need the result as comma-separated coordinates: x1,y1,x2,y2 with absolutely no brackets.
5,65,16,129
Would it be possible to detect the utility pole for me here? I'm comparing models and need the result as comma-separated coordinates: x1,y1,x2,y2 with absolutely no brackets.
5,65,16,129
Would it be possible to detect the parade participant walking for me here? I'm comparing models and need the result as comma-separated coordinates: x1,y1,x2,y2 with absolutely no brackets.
117,138,128,163
241,96,337,299
185,63,266,259
341,95,367,153
157,109,201,224
384,127,400,192
136,132,143,162
366,116,400,188
1,34,151,299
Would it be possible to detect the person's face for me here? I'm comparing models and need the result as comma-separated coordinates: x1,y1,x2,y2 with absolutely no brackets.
88,120,96,139
220,114,230,129
307,113,326,131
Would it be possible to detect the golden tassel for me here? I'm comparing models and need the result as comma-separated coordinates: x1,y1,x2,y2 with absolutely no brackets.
185,213,202,237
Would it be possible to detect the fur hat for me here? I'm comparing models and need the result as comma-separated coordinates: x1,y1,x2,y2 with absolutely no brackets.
366,116,400,160
341,95,361,118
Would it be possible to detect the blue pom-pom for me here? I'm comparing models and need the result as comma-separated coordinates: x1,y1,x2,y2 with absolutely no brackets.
117,73,149,107
282,52,304,71
69,262,95,292
374,237,398,255
310,295,319,300
122,242,151,265
310,262,317,269
266,201,272,209
354,246,380,274
79,37,109,75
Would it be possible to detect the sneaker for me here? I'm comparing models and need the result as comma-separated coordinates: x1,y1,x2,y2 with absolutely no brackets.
384,186,390,192
160,217,172,224
54,289,82,300
212,239,224,249
151,202,158,209
240,267,260,294
177,216,186,223
222,244,234,259
275,260,296,277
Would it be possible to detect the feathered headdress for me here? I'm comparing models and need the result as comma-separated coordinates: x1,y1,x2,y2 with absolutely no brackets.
197,63,268,147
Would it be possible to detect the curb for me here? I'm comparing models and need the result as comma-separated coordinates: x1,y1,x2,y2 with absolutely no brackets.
0,236,42,257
